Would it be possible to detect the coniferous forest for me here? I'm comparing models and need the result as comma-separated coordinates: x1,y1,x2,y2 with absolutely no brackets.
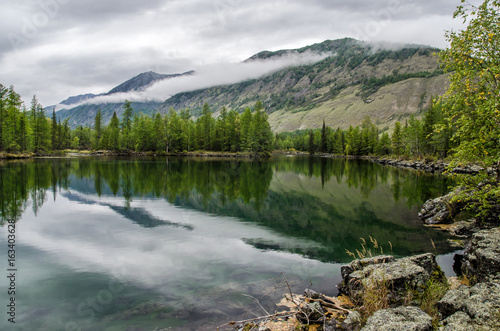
0,82,452,159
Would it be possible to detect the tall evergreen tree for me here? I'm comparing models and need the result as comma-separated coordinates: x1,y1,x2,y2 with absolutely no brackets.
392,121,403,156
240,108,253,151
308,130,315,154
108,111,120,151
121,100,133,150
0,84,7,151
321,119,327,153
51,109,58,150
93,109,102,150
200,103,212,150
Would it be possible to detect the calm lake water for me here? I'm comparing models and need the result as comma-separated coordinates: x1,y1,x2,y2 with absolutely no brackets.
0,156,457,330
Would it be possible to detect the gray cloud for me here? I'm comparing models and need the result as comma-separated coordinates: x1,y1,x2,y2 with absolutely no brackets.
0,0,471,106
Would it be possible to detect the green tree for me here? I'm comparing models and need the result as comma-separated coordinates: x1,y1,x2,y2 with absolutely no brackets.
108,111,120,151
376,132,392,155
226,109,240,152
308,130,315,154
92,109,102,150
440,0,500,168
200,103,212,150
439,0,500,222
240,108,253,151
51,109,58,150
320,119,327,153
4,86,22,152
121,100,133,150
392,122,403,156
250,101,274,153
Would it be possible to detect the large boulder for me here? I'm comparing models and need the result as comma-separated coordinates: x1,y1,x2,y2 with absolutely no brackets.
418,195,454,225
461,228,500,282
338,253,445,305
361,306,433,331
437,282,500,330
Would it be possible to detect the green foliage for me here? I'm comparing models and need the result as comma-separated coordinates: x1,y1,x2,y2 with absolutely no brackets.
438,0,500,222
0,87,274,155
440,0,500,168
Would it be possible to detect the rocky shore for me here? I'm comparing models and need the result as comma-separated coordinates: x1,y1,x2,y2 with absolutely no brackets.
372,157,492,175
231,157,500,331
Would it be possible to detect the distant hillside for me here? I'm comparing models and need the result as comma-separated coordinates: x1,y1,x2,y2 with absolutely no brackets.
158,38,448,132
55,38,448,132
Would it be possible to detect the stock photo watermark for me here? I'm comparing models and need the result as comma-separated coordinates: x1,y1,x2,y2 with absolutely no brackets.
5,219,17,324
7,0,72,51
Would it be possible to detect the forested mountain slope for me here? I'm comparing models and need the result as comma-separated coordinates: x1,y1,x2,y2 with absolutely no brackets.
157,38,448,132
56,38,448,132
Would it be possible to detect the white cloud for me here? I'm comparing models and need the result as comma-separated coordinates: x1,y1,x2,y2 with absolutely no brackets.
68,51,330,106
0,0,471,106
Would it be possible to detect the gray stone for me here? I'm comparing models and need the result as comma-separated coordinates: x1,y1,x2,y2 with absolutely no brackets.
436,285,471,318
361,306,433,331
438,311,472,331
437,281,500,330
418,195,453,225
338,253,444,305
461,228,500,282
340,311,362,331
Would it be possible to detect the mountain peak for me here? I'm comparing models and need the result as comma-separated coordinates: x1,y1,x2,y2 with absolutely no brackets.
106,70,194,95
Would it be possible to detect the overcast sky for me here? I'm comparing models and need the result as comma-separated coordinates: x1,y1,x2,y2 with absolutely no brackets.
1,0,471,106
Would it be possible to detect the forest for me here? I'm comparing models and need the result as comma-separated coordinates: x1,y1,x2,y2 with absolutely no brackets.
0,90,274,155
0,81,451,159
275,98,452,158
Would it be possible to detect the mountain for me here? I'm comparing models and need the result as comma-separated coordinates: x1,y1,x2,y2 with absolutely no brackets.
106,70,194,94
60,93,100,105
157,38,448,132
55,38,449,132
54,70,194,128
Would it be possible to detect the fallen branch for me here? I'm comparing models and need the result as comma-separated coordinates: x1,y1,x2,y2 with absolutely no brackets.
241,294,270,316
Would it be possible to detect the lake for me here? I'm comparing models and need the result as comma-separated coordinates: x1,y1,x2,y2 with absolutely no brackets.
0,156,457,330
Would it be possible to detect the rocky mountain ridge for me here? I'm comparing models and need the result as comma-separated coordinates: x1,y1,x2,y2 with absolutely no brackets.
54,38,448,131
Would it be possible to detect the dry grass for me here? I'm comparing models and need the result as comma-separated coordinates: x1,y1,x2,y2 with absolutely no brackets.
345,236,392,260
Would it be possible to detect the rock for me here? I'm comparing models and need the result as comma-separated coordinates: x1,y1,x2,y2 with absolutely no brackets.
439,311,472,331
340,310,362,331
437,282,500,330
461,228,500,282
338,253,445,305
361,306,433,331
418,195,453,225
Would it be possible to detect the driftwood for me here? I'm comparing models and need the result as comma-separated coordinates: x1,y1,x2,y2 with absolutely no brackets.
217,273,350,330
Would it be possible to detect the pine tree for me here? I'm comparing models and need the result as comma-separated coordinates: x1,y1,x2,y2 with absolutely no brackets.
321,119,327,153
5,86,22,152
392,121,402,156
121,100,133,150
240,108,253,151
308,130,315,154
51,109,58,150
93,109,102,150
0,84,7,151
108,111,120,151
200,103,212,150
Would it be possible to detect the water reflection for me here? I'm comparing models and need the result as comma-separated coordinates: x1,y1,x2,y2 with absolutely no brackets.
0,156,456,330
0,156,453,262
